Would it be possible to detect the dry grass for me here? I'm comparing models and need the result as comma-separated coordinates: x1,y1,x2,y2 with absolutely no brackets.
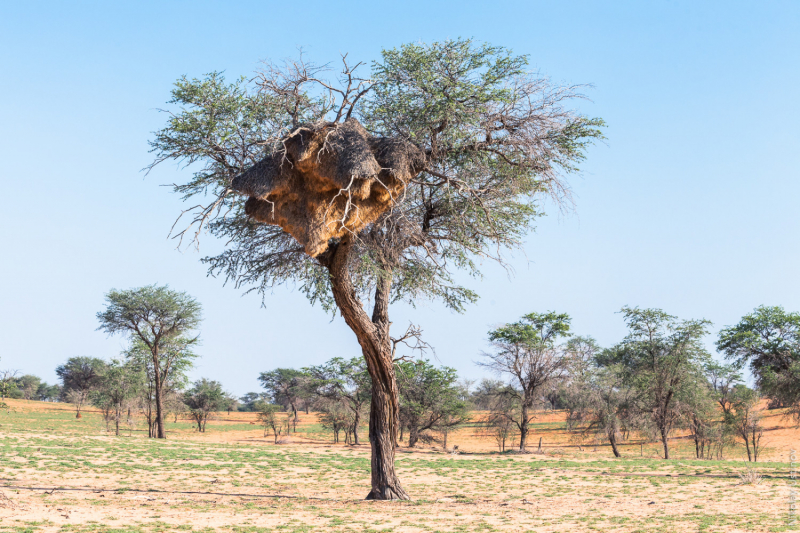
0,399,795,532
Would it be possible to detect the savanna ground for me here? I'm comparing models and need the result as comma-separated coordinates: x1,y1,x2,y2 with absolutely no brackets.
0,399,796,533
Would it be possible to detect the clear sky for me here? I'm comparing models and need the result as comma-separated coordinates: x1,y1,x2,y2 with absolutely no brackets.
1,0,798,395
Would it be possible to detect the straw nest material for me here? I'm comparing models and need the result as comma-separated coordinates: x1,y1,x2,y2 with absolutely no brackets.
232,118,426,257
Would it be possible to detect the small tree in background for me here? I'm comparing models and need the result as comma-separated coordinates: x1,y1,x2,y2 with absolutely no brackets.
91,359,145,436
565,363,635,458
481,391,520,452
239,392,269,412
479,312,571,451
256,402,288,443
15,375,41,401
396,360,469,448
717,305,800,422
317,400,354,444
728,386,764,462
470,379,507,411
601,307,711,460
679,371,722,460
184,379,229,432
55,356,106,418
36,382,61,402
704,361,742,417
259,368,309,431
308,357,371,445
125,337,195,437
98,285,202,439
0,369,20,400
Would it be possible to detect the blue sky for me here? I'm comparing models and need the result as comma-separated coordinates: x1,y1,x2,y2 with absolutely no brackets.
1,1,798,394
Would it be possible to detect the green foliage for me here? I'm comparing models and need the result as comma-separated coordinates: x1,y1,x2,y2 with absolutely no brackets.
91,358,145,434
255,402,288,442
183,378,230,432
149,39,604,317
488,311,571,347
601,307,711,459
98,285,201,437
481,312,572,449
717,305,800,418
124,337,195,393
258,368,310,415
55,356,106,395
238,392,268,412
308,357,371,408
564,362,635,457
307,357,370,443
396,359,469,447
97,285,202,343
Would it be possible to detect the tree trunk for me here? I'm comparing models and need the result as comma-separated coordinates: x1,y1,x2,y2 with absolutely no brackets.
660,425,669,460
408,425,419,448
519,403,529,451
325,237,409,500
743,434,752,462
608,431,621,458
353,409,361,445
153,352,166,439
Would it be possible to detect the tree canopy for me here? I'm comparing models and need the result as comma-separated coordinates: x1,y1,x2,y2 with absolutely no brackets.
97,285,202,438
717,305,800,418
149,38,603,500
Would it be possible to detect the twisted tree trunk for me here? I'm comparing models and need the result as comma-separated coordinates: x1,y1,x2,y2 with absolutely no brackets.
325,237,409,500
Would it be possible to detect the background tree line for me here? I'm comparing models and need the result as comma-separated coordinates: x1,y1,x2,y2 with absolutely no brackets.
4,299,798,463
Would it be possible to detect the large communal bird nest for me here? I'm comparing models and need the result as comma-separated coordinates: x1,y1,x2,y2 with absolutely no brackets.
232,118,426,257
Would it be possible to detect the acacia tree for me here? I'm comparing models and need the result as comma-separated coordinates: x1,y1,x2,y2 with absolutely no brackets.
396,360,468,448
565,363,635,458
0,368,20,401
258,368,309,430
728,386,764,462
148,39,603,499
55,357,105,418
308,357,371,445
256,402,287,443
184,378,229,432
92,358,144,435
97,285,201,438
125,337,195,437
479,312,571,451
704,361,742,416
717,305,800,421
602,307,711,460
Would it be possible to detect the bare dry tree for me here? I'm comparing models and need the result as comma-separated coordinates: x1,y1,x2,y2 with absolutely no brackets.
148,39,603,499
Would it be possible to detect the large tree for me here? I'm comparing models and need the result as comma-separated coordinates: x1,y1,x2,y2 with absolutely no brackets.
479,312,571,451
148,39,603,499
97,285,201,438
717,305,800,420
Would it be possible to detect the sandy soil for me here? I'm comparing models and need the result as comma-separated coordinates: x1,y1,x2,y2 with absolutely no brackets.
0,399,795,532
